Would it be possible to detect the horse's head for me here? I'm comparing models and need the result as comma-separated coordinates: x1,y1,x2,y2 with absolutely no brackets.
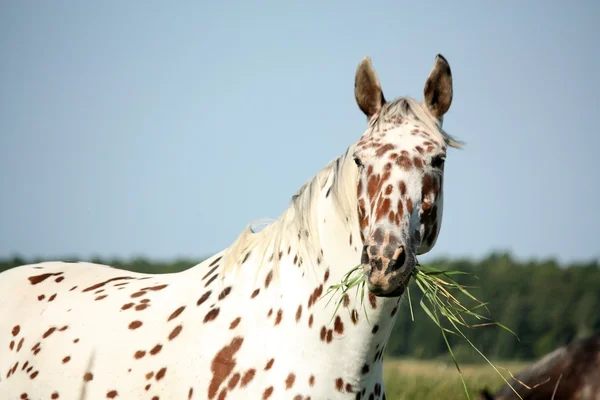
353,54,458,297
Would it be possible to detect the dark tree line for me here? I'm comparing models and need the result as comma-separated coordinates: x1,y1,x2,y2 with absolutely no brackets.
1,252,598,362
388,252,600,362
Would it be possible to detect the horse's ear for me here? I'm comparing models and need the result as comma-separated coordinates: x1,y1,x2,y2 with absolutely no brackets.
479,388,495,400
355,56,386,119
424,54,453,119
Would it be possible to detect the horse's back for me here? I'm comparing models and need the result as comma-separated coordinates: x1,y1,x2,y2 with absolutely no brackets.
0,261,198,399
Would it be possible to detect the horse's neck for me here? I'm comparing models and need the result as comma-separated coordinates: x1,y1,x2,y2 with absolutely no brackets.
189,150,402,377
302,153,402,376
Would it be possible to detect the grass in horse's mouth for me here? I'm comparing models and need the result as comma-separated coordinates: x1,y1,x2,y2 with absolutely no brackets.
325,263,524,400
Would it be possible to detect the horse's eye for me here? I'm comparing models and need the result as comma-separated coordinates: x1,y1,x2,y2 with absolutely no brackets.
431,155,446,169
354,157,364,168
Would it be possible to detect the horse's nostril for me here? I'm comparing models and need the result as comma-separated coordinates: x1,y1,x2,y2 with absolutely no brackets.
392,246,406,268
361,245,369,264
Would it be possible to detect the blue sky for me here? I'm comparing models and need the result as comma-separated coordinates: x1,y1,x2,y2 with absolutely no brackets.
1,1,598,264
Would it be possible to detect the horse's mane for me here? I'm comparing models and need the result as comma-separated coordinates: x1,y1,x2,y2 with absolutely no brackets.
219,144,357,281
219,96,461,281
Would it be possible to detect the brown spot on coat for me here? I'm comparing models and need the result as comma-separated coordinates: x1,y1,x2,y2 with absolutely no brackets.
265,358,274,370
107,390,118,398
203,266,218,280
335,378,344,391
265,270,273,288
343,294,350,307
143,284,168,291
150,344,162,355
285,373,296,389
228,373,241,390
274,309,283,325
218,287,232,301
204,309,220,323
208,337,244,399
205,275,218,287
407,198,413,214
413,157,424,169
83,372,94,382
129,321,142,330
28,272,63,285
295,305,302,322
397,155,412,170
229,317,241,329
83,277,134,292
241,369,256,387
263,387,274,399
197,291,211,306
156,367,167,381
251,289,260,298
369,292,377,308
421,174,435,199
334,316,344,335
168,325,183,340
375,198,391,222
43,327,56,339
168,306,186,321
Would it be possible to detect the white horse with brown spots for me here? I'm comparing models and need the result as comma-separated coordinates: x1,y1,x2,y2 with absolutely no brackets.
0,54,461,400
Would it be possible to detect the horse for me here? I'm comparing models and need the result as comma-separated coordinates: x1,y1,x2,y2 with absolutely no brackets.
0,53,461,399
478,334,600,400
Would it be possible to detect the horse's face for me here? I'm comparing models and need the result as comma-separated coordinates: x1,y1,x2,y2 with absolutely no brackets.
353,55,454,297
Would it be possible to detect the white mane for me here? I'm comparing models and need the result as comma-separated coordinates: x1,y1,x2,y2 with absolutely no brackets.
220,96,462,279
220,144,358,279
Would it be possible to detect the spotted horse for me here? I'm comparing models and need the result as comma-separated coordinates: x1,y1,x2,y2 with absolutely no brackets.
478,334,600,400
0,54,461,400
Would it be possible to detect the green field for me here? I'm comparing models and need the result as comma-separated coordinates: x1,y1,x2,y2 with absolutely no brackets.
382,358,530,400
